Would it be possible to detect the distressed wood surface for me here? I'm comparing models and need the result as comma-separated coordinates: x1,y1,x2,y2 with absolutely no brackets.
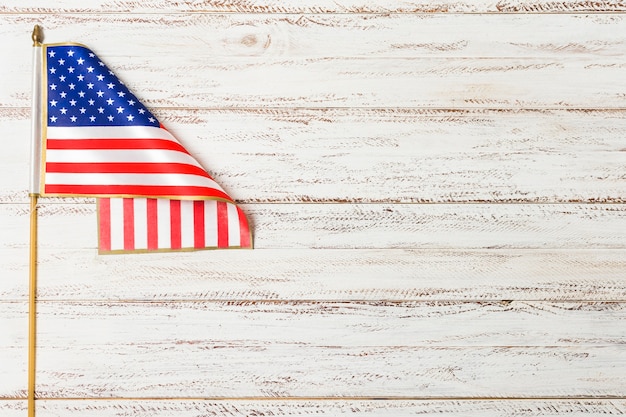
3,56,626,109
2,108,626,204
1,15,626,109
2,248,625,301
17,400,626,417
0,203,625,250
3,400,626,417
2,14,626,60
3,0,626,13
30,344,626,397
1,1,625,415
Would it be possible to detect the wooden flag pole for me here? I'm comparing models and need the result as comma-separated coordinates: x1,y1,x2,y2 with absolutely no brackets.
29,24,43,417
28,195,38,417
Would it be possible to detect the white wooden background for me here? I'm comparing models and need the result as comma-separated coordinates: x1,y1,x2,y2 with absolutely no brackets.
1,1,626,416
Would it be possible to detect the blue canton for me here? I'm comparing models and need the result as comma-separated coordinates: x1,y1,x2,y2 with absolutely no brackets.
46,45,159,127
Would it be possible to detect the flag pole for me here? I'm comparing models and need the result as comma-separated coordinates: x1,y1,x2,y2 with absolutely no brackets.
29,24,43,417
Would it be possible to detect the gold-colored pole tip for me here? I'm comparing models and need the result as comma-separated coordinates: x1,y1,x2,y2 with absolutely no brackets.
32,25,43,46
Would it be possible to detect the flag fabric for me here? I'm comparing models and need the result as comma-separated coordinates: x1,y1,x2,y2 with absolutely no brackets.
40,43,252,253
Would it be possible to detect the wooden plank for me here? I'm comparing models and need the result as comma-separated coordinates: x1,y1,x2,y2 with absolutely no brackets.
25,300,626,347
3,55,625,109
3,14,626,109
2,248,626,302
1,203,623,250
29,399,626,416
32,342,626,397
3,14,626,60
2,0,626,13
1,108,625,204
5,301,625,397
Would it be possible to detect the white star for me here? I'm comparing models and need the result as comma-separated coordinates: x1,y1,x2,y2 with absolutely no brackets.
96,74,105,81
89,53,95,58
87,66,94,73
49,50,56,57
116,106,124,113
108,70,114,75
59,75,66,82
107,115,114,122
127,99,135,106
77,75,85,81
60,92,67,98
67,50,75,57
97,107,105,113
68,83,76,90
49,99,57,107
49,116,57,122
148,117,155,123
77,57,85,65
49,67,56,74
117,91,126,97
60,107,67,114
79,107,86,114
70,116,77,122
106,98,114,105
69,99,77,106
49,83,57,90
78,91,86,98
88,99,95,105
89,115,96,122
107,83,115,89
87,83,94,89
96,90,104,97
99,61,105,67
67,66,75,73
58,58,65,65
127,115,134,121
138,108,145,114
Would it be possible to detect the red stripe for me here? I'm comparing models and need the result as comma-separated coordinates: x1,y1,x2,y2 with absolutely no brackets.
237,206,251,248
147,198,158,250
170,200,181,250
194,200,205,249
44,185,233,202
217,201,229,248
46,138,188,153
99,198,111,252
123,198,135,251
46,162,212,178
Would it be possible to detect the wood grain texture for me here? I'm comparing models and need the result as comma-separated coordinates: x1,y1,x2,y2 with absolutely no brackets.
2,14,626,59
3,56,626,109
3,0,626,13
2,203,623,250
2,108,625,204
1,14,626,109
21,399,626,417
31,344,626,397
5,301,625,397
1,0,625,413
2,248,625,302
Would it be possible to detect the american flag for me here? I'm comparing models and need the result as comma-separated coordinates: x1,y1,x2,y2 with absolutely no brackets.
41,44,252,253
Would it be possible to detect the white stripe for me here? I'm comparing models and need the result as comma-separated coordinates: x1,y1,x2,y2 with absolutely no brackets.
46,149,203,167
109,198,124,251
180,200,194,248
227,202,241,247
45,172,224,191
133,198,148,250
157,199,171,249
47,126,179,141
204,200,218,247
